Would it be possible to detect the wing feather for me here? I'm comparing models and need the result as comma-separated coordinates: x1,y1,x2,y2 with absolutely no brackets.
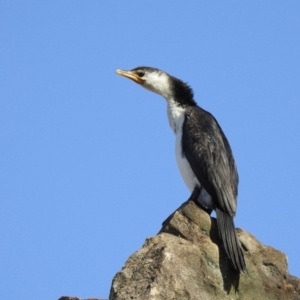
182,106,238,216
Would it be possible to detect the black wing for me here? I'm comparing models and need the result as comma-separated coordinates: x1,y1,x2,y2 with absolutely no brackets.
182,106,238,216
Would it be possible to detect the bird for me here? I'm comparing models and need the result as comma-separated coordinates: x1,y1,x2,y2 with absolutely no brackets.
115,66,246,273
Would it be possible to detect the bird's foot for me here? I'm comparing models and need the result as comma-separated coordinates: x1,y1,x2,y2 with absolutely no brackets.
188,186,213,215
161,199,190,227
161,186,212,227
192,200,213,215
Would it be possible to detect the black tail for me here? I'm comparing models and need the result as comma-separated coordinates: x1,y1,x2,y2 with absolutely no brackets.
216,208,246,273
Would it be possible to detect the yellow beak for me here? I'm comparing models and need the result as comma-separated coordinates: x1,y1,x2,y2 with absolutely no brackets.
115,69,145,84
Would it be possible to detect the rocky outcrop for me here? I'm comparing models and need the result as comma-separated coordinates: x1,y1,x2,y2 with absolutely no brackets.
58,297,105,300
109,200,300,300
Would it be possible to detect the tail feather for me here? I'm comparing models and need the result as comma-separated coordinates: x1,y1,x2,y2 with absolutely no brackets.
216,208,246,273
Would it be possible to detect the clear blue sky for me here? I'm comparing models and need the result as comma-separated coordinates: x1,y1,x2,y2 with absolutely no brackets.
1,1,300,299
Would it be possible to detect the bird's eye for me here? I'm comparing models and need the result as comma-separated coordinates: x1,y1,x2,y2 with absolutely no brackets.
136,70,145,77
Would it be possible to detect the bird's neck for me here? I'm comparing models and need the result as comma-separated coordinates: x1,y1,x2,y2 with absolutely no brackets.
155,74,197,133
168,75,197,107
166,98,186,134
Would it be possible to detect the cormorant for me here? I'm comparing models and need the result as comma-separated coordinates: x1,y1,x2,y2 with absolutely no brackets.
116,66,246,273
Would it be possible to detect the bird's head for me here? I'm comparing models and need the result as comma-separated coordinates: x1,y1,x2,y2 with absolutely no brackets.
116,67,173,99
116,66,195,106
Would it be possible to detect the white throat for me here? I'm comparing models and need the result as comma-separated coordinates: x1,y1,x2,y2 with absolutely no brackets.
143,72,173,99
166,98,186,134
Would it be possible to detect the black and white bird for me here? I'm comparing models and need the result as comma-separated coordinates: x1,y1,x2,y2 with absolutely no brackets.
116,66,246,273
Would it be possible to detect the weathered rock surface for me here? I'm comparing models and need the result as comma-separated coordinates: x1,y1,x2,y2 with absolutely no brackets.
58,297,105,300
109,200,300,300
58,296,105,300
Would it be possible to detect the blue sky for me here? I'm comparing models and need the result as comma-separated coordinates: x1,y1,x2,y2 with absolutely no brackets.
1,1,300,299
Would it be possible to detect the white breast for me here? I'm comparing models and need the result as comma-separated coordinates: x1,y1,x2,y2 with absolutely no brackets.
167,100,199,192
167,99,213,209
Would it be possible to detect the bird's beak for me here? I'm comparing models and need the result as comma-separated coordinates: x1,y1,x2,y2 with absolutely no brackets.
115,69,145,84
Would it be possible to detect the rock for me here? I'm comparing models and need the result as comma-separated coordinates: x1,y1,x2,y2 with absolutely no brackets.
58,297,105,300
109,200,300,300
